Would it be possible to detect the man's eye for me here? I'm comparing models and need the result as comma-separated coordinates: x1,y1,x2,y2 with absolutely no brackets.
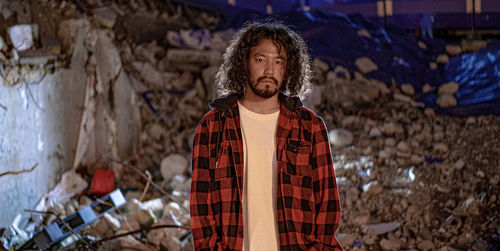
276,61,283,65
257,58,264,62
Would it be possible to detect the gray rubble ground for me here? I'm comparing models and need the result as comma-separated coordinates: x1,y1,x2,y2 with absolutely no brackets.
1,0,499,251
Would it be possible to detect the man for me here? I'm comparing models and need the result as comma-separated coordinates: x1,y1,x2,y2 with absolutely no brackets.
190,21,342,250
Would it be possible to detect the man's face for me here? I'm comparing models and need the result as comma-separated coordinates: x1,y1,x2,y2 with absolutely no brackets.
247,39,286,99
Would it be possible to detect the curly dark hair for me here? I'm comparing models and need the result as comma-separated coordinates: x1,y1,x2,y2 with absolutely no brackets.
215,20,312,100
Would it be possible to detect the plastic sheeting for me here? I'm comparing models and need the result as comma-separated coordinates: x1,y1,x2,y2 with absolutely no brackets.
420,42,500,116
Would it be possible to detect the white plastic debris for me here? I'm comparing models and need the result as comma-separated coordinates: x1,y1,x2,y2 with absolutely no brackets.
8,24,37,51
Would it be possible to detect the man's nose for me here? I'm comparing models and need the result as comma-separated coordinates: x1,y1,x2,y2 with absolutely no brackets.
264,63,273,75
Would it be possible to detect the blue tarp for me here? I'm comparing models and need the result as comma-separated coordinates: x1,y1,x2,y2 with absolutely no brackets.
187,2,500,116
420,42,500,116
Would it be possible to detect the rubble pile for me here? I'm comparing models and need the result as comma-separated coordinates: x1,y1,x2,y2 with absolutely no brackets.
311,57,500,250
1,0,499,250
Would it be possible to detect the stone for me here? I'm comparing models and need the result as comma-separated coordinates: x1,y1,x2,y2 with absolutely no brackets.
0,36,7,52
453,159,465,170
133,209,157,227
329,129,353,148
437,94,457,108
410,155,424,164
424,108,435,117
103,213,121,231
433,143,448,152
361,222,400,235
180,29,212,50
438,82,459,95
446,44,462,56
466,116,476,124
312,58,329,73
436,54,450,64
18,50,55,65
338,233,355,247
385,138,396,147
396,141,410,152
354,57,378,74
160,154,189,181
327,65,351,82
401,84,415,95
418,41,427,50
369,127,382,137
8,24,37,51
170,174,190,192
417,240,435,250
357,29,371,38
166,49,221,66
383,122,403,136
93,7,117,28
380,238,401,251
422,83,432,93
363,181,383,195
394,93,412,103
140,198,165,218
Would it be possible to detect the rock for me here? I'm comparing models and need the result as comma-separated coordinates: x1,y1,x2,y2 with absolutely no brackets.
18,50,55,65
466,116,476,124
357,29,371,38
383,122,403,136
436,54,450,64
429,62,438,69
454,159,465,170
180,29,212,50
363,181,383,195
417,240,435,250
312,58,329,73
329,129,353,147
422,83,432,93
433,143,448,152
8,24,38,51
396,141,410,152
361,222,400,235
401,84,415,95
438,82,459,95
437,94,457,108
140,198,165,218
170,174,190,192
418,41,427,50
133,209,157,227
0,36,7,51
160,154,189,181
103,213,121,231
369,127,382,137
327,65,351,82
461,40,488,52
93,7,117,28
410,155,424,164
385,138,396,147
424,108,435,117
380,238,401,251
338,233,355,247
394,93,412,103
446,44,462,56
166,49,221,66
354,57,378,74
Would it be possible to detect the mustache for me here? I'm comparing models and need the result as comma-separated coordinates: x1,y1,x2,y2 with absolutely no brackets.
257,76,278,85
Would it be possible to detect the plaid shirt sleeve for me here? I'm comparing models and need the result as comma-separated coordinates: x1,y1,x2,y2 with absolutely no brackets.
311,117,343,250
190,114,224,250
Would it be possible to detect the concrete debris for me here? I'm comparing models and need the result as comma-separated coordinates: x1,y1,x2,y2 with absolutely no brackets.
354,56,378,74
160,154,189,181
93,7,117,28
329,129,354,148
8,24,37,51
438,82,459,95
2,1,498,251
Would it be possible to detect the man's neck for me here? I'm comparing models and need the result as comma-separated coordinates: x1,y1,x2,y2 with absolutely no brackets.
239,92,280,114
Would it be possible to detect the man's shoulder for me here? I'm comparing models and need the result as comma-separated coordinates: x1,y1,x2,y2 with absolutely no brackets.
297,106,325,125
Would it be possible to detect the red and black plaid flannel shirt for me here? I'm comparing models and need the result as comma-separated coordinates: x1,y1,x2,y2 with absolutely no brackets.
190,93,343,251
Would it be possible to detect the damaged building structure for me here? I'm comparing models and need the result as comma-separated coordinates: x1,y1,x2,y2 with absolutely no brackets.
0,0,499,250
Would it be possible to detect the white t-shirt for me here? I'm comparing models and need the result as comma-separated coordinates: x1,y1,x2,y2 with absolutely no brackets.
238,101,280,251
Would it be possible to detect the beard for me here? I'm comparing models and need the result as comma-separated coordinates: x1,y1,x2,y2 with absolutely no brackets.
248,76,280,98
